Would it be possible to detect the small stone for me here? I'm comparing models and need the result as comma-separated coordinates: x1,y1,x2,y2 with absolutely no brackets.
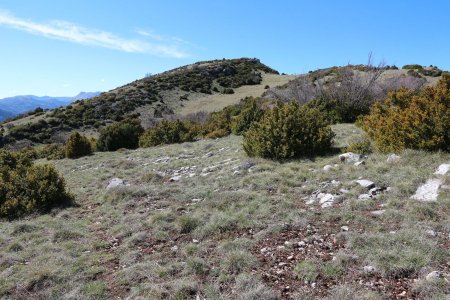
398,291,406,297
298,241,306,247
387,154,401,163
238,161,256,170
260,247,269,253
287,255,294,260
358,194,371,200
323,165,333,172
356,179,375,189
192,239,199,244
370,210,385,216
339,152,361,163
106,178,127,189
305,198,315,205
169,175,182,182
341,225,349,231
277,245,286,251
284,241,293,247
425,229,437,237
170,245,178,252
278,262,287,267
435,164,450,175
191,198,202,203
425,271,443,281
363,265,376,273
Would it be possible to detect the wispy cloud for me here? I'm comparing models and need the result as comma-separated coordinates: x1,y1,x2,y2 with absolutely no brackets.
136,28,206,51
0,10,189,58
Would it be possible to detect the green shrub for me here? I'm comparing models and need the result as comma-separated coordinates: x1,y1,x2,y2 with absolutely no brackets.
344,136,373,154
65,132,92,158
230,97,265,135
361,74,450,152
97,118,144,151
0,150,73,219
243,102,334,160
402,64,423,70
223,88,235,94
139,119,197,148
305,97,342,124
38,144,66,160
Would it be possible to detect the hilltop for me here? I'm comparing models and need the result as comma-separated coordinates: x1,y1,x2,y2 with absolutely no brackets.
0,60,445,149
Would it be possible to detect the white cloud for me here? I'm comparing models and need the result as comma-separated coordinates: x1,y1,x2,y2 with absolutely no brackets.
0,10,189,58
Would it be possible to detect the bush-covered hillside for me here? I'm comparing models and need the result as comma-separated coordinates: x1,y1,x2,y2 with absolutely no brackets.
0,58,278,147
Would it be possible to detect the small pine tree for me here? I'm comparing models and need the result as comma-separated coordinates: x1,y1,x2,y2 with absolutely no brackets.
97,118,144,151
243,102,334,160
65,132,92,158
0,150,74,219
230,97,265,135
139,119,196,147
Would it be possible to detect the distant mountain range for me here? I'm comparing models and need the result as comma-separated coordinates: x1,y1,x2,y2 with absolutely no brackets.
0,92,101,121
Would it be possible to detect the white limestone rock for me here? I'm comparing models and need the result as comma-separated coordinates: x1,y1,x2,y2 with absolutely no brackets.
435,164,450,176
411,179,442,202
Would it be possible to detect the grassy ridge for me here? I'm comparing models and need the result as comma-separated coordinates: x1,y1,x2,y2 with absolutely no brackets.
1,58,278,146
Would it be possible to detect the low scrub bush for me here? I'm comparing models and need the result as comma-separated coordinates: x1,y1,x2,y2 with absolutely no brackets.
230,97,265,135
97,118,144,151
37,144,66,160
344,136,373,154
361,74,450,152
65,132,92,158
0,150,73,218
139,119,198,147
243,102,334,160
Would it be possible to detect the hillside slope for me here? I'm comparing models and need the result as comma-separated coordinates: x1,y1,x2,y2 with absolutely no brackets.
0,58,280,146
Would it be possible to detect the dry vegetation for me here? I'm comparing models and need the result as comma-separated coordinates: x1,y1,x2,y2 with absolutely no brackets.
1,125,449,299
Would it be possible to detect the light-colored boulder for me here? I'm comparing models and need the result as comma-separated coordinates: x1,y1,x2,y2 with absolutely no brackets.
411,179,442,201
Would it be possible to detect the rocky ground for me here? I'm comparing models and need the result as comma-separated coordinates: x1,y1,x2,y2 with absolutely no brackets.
1,124,450,299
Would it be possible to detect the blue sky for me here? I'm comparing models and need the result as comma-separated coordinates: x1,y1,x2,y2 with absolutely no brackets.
0,0,449,98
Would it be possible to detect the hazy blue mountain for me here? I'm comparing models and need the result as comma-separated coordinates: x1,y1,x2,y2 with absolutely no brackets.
0,108,14,121
0,92,100,121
